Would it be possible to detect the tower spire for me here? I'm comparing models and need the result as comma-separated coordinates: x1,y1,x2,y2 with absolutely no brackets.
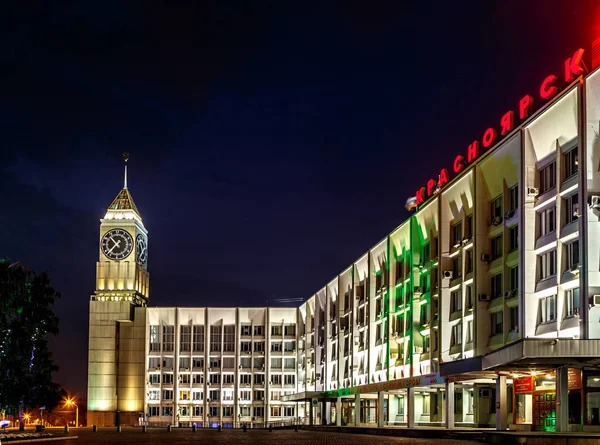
123,152,129,190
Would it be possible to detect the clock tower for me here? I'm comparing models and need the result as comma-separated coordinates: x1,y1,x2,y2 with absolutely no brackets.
87,153,149,426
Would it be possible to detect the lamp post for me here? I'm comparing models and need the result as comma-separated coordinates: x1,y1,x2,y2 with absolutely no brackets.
65,398,78,428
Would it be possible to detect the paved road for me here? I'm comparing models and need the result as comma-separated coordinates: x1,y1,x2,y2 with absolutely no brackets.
53,426,484,445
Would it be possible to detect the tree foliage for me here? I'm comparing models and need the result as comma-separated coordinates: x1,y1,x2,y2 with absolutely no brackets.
0,259,62,415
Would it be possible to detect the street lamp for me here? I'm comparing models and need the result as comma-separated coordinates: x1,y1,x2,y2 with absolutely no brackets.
23,413,30,425
64,398,78,428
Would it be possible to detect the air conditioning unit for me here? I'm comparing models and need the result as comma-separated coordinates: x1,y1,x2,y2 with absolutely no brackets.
414,286,423,295
592,196,600,209
462,236,471,244
491,216,503,226
443,270,453,279
478,294,491,302
527,187,539,197
573,203,580,217
504,210,515,220
481,254,491,264
593,295,600,306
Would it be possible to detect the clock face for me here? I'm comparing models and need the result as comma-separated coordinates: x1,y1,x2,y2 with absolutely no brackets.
136,234,148,267
101,228,133,260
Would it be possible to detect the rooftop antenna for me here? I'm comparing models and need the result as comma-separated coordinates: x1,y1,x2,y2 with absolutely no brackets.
123,152,129,190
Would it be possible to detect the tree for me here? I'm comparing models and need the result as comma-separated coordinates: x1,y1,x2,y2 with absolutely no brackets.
0,259,62,428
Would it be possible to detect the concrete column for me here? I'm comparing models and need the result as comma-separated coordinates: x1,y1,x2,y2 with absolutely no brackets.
336,398,342,426
556,367,569,432
354,393,360,426
496,376,508,431
309,400,314,426
377,391,385,427
445,381,455,429
407,387,415,428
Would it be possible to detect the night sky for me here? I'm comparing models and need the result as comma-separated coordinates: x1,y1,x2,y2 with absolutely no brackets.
2,1,599,398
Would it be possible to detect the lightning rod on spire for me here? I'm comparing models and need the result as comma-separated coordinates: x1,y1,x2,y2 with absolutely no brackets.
123,152,129,190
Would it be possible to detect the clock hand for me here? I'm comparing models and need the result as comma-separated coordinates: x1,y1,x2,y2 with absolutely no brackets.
107,238,121,254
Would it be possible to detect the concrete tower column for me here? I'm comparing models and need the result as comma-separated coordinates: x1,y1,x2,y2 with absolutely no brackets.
556,367,569,432
377,391,385,427
407,387,415,428
354,393,360,426
445,381,454,429
336,398,342,426
495,376,507,431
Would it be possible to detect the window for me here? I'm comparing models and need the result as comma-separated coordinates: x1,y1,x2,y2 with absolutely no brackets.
466,320,473,343
422,243,431,264
284,324,295,337
540,161,556,193
509,307,518,332
565,194,579,224
271,342,282,352
209,390,219,401
452,221,463,247
162,389,173,400
179,390,190,401
222,373,234,384
149,374,160,384
451,323,462,346
254,374,265,385
271,374,282,385
539,249,557,280
423,334,430,353
509,226,518,252
509,185,519,212
241,325,251,336
270,391,281,401
240,374,252,385
566,240,580,270
149,325,160,352
192,374,203,384
271,357,282,368
193,406,203,416
466,214,473,238
254,341,265,353
465,249,473,274
209,357,221,368
180,373,190,384
193,325,204,352
509,266,519,294
491,235,503,260
240,390,251,401
566,288,580,317
222,406,233,417
465,285,473,310
210,326,221,352
253,407,264,418
284,341,296,352
180,406,189,416
180,325,191,352
271,325,282,336
564,147,578,180
209,374,220,385
422,394,430,415
491,273,502,299
241,341,251,353
539,206,556,236
540,295,556,323
284,358,295,369
452,255,462,278
162,407,173,417
192,357,204,369
148,390,159,400
253,357,264,370
163,326,174,352
253,325,264,336
491,311,503,336
451,290,462,313
192,391,203,401
396,260,405,283
284,374,295,385
223,325,235,352
149,406,160,417
283,406,295,417
270,406,281,417
163,374,173,384
209,407,219,417
490,195,503,222
253,390,264,401
222,389,234,401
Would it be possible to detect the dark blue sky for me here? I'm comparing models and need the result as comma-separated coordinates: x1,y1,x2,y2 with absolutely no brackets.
1,1,598,397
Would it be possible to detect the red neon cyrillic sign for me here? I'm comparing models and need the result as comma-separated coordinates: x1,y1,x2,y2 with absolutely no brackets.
412,48,586,207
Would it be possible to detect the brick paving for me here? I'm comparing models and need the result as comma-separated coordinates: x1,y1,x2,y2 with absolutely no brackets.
53,427,485,445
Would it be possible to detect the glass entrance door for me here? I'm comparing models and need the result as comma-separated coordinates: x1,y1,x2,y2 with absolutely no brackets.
533,392,556,432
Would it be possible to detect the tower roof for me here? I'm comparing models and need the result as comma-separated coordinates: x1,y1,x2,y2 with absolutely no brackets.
107,188,141,217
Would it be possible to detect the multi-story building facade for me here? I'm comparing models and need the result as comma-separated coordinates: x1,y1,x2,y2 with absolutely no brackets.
88,40,600,432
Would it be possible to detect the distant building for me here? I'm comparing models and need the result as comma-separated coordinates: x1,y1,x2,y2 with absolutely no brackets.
88,40,600,432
